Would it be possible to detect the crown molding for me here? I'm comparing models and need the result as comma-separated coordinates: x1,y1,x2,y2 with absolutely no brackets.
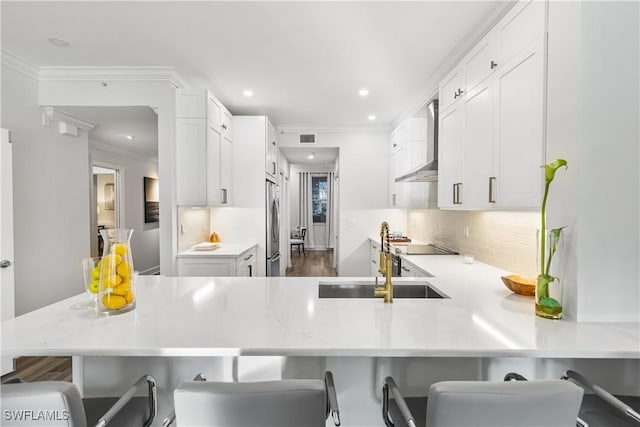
41,107,98,132
1,50,39,80
39,66,187,88
89,138,158,163
277,126,391,135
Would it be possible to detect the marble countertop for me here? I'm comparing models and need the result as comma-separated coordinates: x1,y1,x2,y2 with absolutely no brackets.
176,242,257,257
2,258,638,358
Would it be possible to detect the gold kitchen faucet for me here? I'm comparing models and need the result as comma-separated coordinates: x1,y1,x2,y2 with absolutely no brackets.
375,221,393,303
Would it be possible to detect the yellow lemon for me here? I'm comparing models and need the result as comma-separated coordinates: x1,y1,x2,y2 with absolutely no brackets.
102,253,122,268
116,262,131,280
113,282,131,296
102,274,122,289
125,290,135,304
102,294,126,310
112,243,127,257
88,280,100,294
91,266,101,280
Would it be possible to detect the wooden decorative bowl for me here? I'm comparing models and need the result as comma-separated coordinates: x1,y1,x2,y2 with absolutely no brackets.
501,275,535,296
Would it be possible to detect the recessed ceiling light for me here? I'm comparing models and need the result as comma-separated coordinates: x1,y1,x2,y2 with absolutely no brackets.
48,38,70,48
124,135,135,140
359,88,369,97
308,152,315,160
243,90,253,97
368,115,376,121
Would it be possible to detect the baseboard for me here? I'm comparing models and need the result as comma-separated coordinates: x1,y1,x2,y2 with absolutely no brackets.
140,265,160,275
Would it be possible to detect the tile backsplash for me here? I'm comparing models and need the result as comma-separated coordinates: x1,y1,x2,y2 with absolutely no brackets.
407,210,539,277
177,207,210,252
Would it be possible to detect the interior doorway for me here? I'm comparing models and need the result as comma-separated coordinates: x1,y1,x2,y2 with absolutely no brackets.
279,147,340,277
90,164,123,257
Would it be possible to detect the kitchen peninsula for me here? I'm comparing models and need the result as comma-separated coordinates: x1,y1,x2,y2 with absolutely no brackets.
3,256,638,426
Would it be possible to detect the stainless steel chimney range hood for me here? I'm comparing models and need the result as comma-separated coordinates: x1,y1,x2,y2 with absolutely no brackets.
395,99,439,183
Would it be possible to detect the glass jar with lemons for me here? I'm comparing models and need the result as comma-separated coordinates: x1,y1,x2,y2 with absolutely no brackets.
97,228,136,314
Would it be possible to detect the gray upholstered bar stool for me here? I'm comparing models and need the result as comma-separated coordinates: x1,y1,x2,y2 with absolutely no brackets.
1,375,157,427
382,376,583,427
173,371,340,427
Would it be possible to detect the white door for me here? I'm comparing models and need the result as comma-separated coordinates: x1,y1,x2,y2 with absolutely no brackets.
1,129,15,375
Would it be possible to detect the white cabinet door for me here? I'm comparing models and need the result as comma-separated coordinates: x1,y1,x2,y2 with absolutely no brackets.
370,241,381,276
266,121,278,178
463,31,496,94
494,0,545,66
439,65,464,112
494,37,545,208
177,119,207,206
400,264,415,277
177,258,236,276
220,134,232,205
221,110,233,142
462,80,494,208
437,105,464,208
389,147,406,207
405,117,429,172
236,248,257,277
206,123,223,206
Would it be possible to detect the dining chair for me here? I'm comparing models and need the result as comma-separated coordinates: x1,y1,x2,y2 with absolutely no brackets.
173,371,340,426
291,226,307,256
560,369,640,426
1,375,157,427
161,373,207,427
382,375,583,427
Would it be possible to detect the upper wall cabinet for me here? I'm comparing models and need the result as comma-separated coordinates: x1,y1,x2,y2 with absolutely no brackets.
437,0,546,210
266,121,279,180
176,90,233,206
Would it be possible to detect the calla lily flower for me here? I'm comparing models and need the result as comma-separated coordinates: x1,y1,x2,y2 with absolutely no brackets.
542,159,568,184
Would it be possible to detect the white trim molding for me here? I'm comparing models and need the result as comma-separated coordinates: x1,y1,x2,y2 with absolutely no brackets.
39,66,187,88
277,126,391,135
41,107,98,132
89,139,158,164
1,50,39,80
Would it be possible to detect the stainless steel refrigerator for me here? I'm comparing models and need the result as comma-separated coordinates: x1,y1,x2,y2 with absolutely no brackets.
266,180,280,276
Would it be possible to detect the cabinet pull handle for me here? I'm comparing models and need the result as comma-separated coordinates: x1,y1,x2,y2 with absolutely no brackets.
272,162,276,174
244,254,254,261
452,184,457,204
454,91,459,99
392,193,397,206
221,188,228,204
401,266,410,272
248,265,252,277
222,123,227,130
372,259,377,264
271,141,276,146
457,183,463,204
489,177,496,203
392,143,397,148
458,88,464,96
0,260,11,268
490,60,498,69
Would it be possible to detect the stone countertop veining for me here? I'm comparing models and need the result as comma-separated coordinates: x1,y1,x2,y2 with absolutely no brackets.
176,242,258,257
2,260,638,358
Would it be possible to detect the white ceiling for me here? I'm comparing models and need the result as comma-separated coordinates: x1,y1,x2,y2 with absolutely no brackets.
2,1,504,128
61,106,158,158
281,147,338,165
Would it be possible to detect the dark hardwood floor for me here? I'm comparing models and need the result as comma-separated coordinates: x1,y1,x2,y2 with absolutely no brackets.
286,249,337,277
1,356,72,383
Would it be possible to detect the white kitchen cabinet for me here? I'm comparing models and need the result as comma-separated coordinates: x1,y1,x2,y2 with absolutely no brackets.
404,116,429,172
370,240,382,277
389,147,406,208
177,247,257,277
437,104,464,209
266,121,278,179
437,0,545,210
177,90,232,134
461,79,494,209
439,65,464,112
176,119,232,206
493,37,545,208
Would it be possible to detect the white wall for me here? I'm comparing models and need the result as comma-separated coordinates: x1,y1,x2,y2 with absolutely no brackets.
279,131,406,276
38,78,177,275
546,1,639,321
1,65,91,315
90,145,160,274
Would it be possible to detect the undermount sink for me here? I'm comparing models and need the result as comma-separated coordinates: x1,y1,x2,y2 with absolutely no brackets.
318,281,449,299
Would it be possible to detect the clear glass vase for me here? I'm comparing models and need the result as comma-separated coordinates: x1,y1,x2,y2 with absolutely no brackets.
535,228,564,319
98,228,136,314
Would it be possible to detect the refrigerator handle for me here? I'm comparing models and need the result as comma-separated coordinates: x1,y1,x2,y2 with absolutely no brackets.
271,253,281,262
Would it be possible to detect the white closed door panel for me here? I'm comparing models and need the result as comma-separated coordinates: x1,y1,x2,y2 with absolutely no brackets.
495,38,545,208
463,81,494,208
176,119,207,205
206,124,222,205
437,105,464,208
1,129,15,375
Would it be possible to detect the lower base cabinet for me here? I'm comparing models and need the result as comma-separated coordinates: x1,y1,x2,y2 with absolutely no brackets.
177,247,257,277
